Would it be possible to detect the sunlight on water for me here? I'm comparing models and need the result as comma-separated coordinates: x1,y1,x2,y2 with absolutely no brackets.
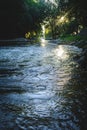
41,42,46,47
40,38,46,47
54,45,69,60
56,46,64,57
41,38,45,42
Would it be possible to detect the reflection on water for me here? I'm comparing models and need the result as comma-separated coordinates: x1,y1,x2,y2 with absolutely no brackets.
55,46,65,57
0,42,87,130
41,42,46,47
55,45,69,60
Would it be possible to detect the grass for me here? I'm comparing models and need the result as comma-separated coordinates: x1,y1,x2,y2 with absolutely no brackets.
60,34,87,42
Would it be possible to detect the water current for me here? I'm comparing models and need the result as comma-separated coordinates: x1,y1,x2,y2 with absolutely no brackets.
0,40,87,130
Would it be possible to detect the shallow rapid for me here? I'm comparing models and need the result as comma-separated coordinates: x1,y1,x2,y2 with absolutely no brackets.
0,41,87,130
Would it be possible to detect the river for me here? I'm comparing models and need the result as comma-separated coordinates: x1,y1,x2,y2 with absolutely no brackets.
0,40,87,130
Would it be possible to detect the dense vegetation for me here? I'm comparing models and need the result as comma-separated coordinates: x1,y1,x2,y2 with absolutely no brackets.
0,0,47,39
0,0,87,39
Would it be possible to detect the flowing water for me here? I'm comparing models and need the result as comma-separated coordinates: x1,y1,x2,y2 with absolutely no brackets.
0,41,87,130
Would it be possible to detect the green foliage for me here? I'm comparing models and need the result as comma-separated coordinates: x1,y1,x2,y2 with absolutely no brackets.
0,0,87,39
65,20,79,34
60,34,87,42
0,0,48,39
59,0,87,27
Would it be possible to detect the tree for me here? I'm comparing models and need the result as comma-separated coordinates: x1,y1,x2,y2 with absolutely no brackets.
59,0,87,28
0,0,49,39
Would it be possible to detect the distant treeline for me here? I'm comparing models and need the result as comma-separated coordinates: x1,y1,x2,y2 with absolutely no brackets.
0,0,87,39
0,0,47,39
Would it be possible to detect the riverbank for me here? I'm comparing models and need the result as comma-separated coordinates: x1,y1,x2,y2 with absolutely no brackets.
0,38,37,46
71,40,87,69
59,36,87,69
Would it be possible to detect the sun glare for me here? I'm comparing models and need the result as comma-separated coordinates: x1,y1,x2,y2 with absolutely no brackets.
41,43,46,47
55,46,68,60
41,38,45,43
40,38,46,47
56,46,64,57
60,16,65,21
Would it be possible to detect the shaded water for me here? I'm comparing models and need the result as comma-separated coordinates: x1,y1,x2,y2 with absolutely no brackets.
0,41,87,130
